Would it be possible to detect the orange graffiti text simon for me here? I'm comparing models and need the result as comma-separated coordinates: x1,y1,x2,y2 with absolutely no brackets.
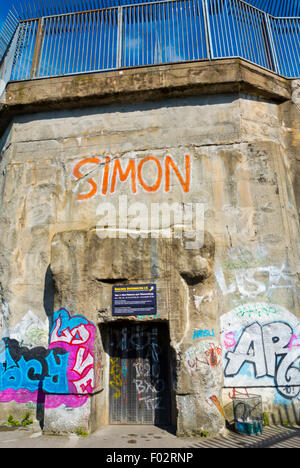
73,154,191,200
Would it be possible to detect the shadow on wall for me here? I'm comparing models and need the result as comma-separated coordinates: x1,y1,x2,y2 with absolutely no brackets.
43,265,55,336
271,401,300,426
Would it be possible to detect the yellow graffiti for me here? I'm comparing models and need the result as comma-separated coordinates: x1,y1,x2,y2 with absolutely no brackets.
109,357,122,399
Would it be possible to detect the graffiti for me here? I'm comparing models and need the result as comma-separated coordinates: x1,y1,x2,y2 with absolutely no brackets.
221,303,300,400
184,341,222,376
134,378,165,394
109,325,168,421
223,332,237,349
224,321,300,399
132,345,165,409
209,395,225,418
122,359,128,377
138,395,164,410
227,387,250,400
136,314,161,320
215,262,292,301
10,311,48,348
0,338,68,394
0,308,96,409
129,332,162,362
49,308,95,395
288,334,300,351
193,329,215,340
73,154,191,200
233,302,279,319
109,357,122,399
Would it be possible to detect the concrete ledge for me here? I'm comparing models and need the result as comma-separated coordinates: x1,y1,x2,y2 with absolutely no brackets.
0,58,292,137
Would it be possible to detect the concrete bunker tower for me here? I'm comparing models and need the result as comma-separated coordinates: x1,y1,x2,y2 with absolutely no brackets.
0,0,299,436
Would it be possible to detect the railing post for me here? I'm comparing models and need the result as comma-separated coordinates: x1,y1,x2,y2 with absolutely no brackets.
117,6,123,69
202,0,213,60
30,18,44,79
264,13,280,75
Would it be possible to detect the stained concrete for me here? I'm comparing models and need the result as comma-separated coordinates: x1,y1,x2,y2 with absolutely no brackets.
0,58,299,436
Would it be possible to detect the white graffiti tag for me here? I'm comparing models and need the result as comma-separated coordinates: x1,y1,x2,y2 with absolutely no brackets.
221,303,300,400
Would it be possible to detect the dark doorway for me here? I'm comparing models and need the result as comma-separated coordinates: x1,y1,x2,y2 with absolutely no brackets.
109,322,171,425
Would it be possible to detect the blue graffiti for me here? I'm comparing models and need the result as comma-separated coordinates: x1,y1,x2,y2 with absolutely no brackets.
0,339,69,394
193,329,215,340
50,308,89,338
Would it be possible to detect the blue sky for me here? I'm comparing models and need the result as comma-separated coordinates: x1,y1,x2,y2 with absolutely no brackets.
0,3,11,30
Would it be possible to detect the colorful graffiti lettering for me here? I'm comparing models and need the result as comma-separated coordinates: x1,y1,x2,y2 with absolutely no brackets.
184,341,222,376
193,329,215,340
136,314,161,320
0,338,68,395
109,357,122,399
0,308,96,409
223,332,237,349
49,308,95,395
221,303,300,400
227,387,250,400
73,154,192,200
288,335,300,351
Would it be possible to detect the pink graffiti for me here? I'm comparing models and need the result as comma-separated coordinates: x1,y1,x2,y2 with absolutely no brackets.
288,334,300,351
51,317,91,345
228,387,250,400
0,309,97,410
224,332,236,349
49,309,96,398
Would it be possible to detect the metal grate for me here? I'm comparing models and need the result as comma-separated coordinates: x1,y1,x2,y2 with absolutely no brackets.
109,322,171,425
207,0,276,72
269,17,300,77
121,0,208,67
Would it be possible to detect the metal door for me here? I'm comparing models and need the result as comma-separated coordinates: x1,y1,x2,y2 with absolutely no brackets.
109,322,170,425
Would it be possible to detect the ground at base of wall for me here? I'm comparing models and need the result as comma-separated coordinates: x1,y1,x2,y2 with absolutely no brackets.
0,424,299,448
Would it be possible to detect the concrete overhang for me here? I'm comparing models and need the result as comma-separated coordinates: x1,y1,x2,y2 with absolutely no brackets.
0,58,292,138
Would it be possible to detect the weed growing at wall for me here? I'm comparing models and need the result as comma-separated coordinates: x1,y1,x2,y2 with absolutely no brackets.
7,412,33,428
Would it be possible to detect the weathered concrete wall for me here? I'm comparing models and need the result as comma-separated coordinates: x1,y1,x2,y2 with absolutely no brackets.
289,80,300,222
0,60,299,435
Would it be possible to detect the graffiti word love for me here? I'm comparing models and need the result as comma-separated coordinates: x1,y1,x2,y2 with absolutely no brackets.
0,308,97,409
49,308,96,395
73,154,191,200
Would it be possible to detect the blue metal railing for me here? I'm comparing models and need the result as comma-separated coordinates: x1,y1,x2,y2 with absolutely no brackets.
1,0,300,84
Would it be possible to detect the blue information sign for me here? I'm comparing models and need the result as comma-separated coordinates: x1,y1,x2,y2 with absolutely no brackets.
112,284,157,316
